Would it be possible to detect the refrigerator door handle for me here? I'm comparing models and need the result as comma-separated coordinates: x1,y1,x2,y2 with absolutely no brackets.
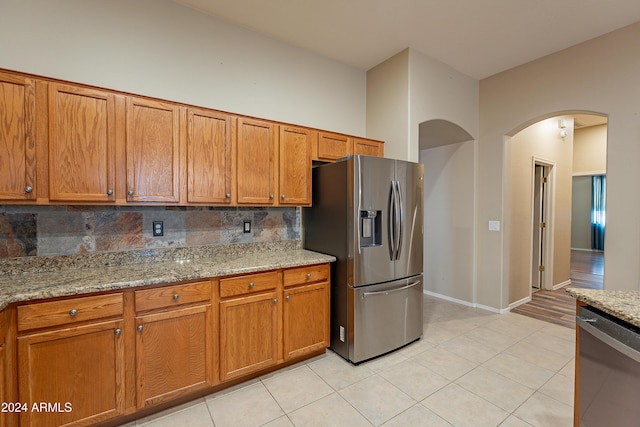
394,180,404,260
361,280,422,297
388,181,396,261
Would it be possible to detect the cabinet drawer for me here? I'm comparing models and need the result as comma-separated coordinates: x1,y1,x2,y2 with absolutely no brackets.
17,293,123,332
220,271,278,298
135,280,211,313
283,264,330,288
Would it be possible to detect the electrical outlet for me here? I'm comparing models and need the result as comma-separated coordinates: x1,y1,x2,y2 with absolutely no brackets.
243,221,251,233
153,220,164,237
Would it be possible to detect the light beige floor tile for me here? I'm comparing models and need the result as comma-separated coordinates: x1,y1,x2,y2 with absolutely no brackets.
361,349,409,373
514,392,573,427
381,403,453,427
522,330,575,358
287,392,373,427
455,366,534,412
503,340,573,372
137,402,214,427
205,381,284,427
504,312,550,330
538,373,574,406
498,415,534,426
541,323,576,342
135,399,206,425
339,374,415,426
307,351,375,391
483,353,555,389
462,326,521,352
485,317,541,339
378,359,449,400
395,337,434,358
438,334,503,364
412,346,478,381
422,383,509,427
261,365,333,413
261,415,295,426
558,358,575,379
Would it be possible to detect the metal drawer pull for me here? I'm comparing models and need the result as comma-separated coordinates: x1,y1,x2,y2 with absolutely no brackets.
173,293,179,300
24,185,33,193
137,325,144,332
128,190,134,197
107,189,113,195
274,298,278,304
362,281,421,298
249,282,255,288
69,309,78,317
306,273,312,279
115,328,121,336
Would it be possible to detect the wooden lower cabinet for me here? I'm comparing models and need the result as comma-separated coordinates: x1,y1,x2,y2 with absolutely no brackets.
17,319,125,427
219,291,280,381
0,344,5,427
283,282,330,360
135,304,214,408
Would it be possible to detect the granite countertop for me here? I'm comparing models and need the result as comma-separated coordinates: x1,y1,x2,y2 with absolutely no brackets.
0,242,335,312
566,288,640,328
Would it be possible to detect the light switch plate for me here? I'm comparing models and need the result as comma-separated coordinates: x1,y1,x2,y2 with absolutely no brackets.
488,220,501,231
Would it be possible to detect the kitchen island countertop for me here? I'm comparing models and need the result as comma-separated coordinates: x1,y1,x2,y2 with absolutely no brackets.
0,242,335,311
566,288,640,328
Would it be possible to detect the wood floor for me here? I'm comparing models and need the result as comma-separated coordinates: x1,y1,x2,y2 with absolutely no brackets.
511,250,603,328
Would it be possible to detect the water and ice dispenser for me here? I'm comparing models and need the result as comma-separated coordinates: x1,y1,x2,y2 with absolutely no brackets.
360,210,382,247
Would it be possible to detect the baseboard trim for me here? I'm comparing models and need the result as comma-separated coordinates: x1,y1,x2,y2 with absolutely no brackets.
552,279,571,290
423,290,510,314
509,295,532,310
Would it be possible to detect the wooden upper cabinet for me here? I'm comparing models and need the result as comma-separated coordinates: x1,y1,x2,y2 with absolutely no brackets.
187,108,234,204
126,97,180,203
48,83,116,202
315,131,351,162
279,126,312,206
236,118,276,205
0,72,36,201
353,137,384,158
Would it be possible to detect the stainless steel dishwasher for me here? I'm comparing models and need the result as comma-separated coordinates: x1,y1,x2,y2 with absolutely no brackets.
577,305,640,427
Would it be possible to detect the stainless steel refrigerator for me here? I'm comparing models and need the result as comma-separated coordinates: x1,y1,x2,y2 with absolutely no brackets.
304,155,424,363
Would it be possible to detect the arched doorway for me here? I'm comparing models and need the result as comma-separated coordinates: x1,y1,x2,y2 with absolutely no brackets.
418,119,476,306
505,112,607,316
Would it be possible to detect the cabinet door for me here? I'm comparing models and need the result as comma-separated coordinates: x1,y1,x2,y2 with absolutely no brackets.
187,108,234,204
48,83,116,202
126,97,180,203
283,282,330,360
220,291,279,381
0,72,36,201
236,118,276,205
353,138,384,158
18,320,125,427
136,304,214,408
278,126,312,206
315,132,351,162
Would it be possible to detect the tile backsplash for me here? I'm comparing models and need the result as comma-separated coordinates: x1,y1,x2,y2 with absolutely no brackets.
0,205,300,258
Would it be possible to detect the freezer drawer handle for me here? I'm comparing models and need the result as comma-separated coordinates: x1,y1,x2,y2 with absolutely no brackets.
362,280,421,298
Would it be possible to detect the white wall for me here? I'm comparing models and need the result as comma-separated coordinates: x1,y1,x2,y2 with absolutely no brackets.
421,141,475,303
0,0,366,135
480,22,640,307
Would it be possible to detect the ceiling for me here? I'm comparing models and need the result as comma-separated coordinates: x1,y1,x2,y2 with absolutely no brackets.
173,0,640,79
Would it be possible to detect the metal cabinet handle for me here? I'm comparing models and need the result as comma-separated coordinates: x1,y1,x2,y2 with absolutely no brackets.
127,190,134,197
115,328,122,336
24,185,33,193
269,194,274,199
137,325,144,332
286,295,290,301
306,273,312,279
249,282,255,288
281,194,286,199
173,293,179,300
274,298,278,304
69,309,78,317
226,193,231,198
107,189,113,195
